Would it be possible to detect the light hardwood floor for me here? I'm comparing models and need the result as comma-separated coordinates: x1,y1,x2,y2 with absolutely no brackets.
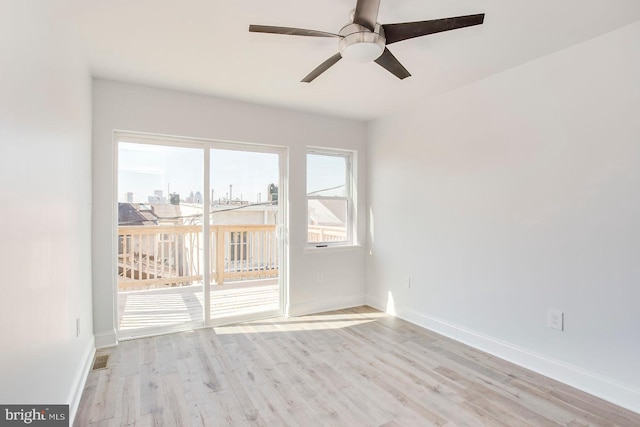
75,306,640,426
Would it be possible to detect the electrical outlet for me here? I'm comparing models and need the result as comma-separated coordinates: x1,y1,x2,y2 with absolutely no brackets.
76,318,80,337
548,309,563,331
403,276,411,289
317,272,324,283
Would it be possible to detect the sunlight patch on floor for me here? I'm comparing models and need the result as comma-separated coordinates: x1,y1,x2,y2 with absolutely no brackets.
214,313,381,335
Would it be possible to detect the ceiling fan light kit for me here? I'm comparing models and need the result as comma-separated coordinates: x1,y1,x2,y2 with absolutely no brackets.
249,0,484,82
339,23,385,63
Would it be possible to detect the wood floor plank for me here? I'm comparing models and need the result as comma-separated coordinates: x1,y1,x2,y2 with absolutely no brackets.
115,373,140,426
75,306,640,426
73,366,99,424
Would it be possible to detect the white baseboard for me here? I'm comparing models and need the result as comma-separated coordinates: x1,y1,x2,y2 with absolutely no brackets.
366,294,640,414
94,329,118,348
68,336,95,424
288,295,366,318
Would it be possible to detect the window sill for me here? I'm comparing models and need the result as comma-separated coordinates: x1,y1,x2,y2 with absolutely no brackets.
303,244,362,254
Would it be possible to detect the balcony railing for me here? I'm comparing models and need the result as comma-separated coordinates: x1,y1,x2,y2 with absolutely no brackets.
118,224,278,290
308,225,347,243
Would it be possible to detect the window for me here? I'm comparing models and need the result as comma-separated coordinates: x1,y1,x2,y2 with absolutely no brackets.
307,149,354,246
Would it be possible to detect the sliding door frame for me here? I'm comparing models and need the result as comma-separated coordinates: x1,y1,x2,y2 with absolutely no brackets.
113,131,288,337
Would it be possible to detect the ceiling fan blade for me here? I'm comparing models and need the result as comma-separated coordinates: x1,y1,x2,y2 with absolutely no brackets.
383,14,485,45
302,53,342,83
374,48,411,80
353,0,380,31
249,25,339,38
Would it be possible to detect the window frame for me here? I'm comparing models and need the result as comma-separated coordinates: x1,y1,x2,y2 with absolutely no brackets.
306,148,356,247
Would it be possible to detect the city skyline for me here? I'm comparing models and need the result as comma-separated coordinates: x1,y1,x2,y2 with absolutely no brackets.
118,142,347,204
118,142,279,205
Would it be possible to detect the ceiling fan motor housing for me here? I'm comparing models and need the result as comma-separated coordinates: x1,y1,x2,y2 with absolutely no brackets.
338,23,386,63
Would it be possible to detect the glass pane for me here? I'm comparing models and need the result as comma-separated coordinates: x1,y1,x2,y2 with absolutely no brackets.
118,142,203,207
210,149,279,207
209,148,280,321
117,142,204,338
307,153,346,197
308,199,348,243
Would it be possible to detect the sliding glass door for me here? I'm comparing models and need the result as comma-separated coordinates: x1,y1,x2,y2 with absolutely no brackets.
116,135,284,339
208,147,281,323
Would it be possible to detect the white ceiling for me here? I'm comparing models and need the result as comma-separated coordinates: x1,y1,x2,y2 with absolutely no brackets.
73,0,640,120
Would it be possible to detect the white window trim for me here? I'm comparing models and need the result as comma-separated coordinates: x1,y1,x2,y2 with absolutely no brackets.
306,148,356,248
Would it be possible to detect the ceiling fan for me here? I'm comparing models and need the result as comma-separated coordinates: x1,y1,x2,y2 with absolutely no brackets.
249,0,484,82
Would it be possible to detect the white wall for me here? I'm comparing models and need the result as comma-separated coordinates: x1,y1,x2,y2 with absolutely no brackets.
367,21,640,412
0,0,94,419
92,80,367,345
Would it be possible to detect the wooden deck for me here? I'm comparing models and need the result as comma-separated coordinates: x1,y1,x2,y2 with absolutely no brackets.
117,279,279,337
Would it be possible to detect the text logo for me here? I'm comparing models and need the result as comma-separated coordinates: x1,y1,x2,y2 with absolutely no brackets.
1,405,68,426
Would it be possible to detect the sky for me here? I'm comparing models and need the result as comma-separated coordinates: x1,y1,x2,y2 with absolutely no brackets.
118,142,278,204
118,142,347,204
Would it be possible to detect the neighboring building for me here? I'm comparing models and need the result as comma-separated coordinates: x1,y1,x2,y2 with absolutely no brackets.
193,191,203,204
308,199,345,227
118,203,158,226
267,183,278,204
